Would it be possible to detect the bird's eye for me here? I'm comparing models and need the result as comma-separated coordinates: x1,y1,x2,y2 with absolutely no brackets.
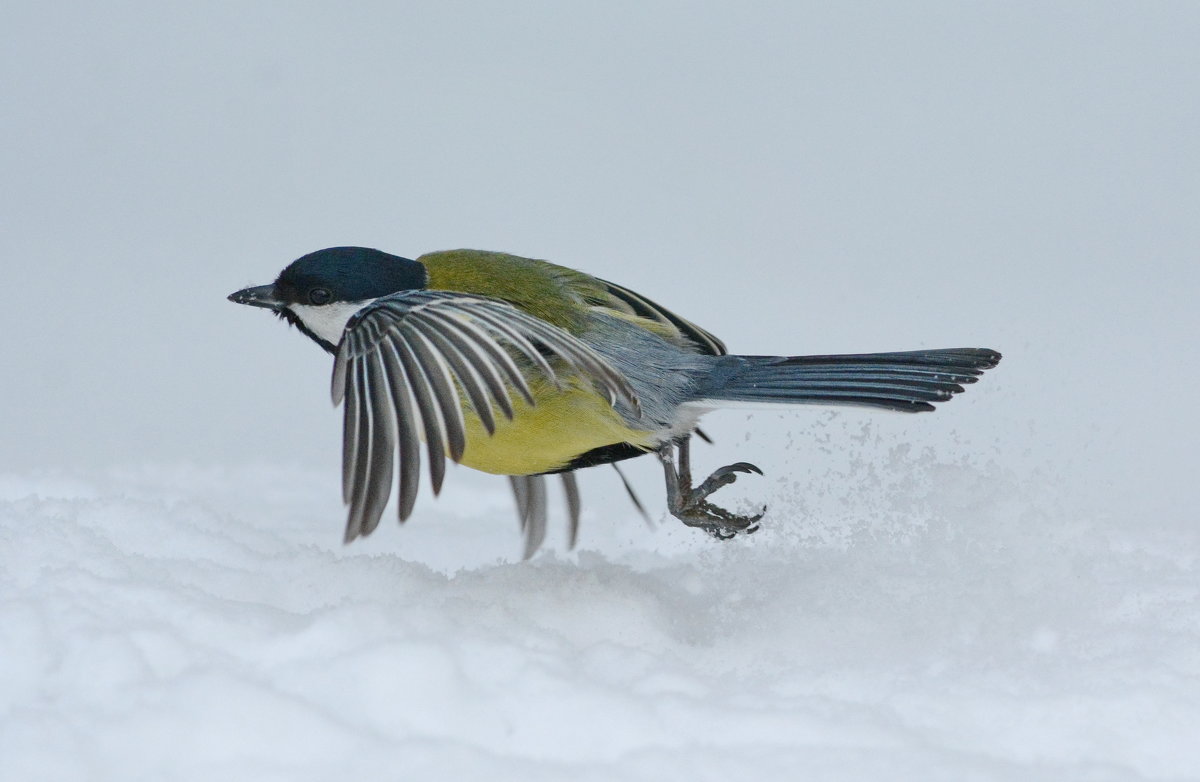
308,288,332,305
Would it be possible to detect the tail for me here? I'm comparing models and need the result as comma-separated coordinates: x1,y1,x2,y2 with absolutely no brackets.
694,348,1001,413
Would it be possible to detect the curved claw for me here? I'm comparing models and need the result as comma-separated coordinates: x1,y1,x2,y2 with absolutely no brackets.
744,505,767,524
693,461,765,505
703,462,763,483
703,522,759,540
725,461,764,476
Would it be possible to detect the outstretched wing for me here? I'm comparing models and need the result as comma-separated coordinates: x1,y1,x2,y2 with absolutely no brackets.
331,290,638,545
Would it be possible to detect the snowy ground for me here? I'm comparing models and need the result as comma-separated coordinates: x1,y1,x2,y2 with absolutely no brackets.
4,421,1197,781
4,3,1198,780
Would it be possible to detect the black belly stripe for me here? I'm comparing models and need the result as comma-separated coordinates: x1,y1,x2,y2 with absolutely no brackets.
541,442,650,474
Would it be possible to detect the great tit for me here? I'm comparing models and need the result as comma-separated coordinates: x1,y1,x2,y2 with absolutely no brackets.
230,247,1000,557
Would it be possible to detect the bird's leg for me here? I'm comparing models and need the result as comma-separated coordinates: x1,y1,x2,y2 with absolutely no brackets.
657,436,766,540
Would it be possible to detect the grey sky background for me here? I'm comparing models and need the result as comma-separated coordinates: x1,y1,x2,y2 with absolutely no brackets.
3,3,1196,525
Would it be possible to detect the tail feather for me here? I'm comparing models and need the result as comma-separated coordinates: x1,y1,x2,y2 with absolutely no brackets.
697,348,1001,413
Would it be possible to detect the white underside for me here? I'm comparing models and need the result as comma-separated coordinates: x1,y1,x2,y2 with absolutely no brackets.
663,405,708,441
289,300,376,346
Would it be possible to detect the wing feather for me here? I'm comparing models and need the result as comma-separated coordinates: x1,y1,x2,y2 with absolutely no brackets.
341,335,363,505
345,357,373,534
508,474,548,560
357,349,395,538
510,474,530,525
392,329,448,496
517,317,639,411
599,278,727,356
422,308,529,411
462,308,563,387
379,341,421,521
404,326,469,462
406,318,498,435
561,471,581,550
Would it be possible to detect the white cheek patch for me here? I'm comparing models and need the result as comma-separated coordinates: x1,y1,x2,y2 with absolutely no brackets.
289,300,376,346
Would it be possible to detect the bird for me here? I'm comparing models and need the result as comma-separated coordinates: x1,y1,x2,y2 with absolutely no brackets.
229,247,1001,558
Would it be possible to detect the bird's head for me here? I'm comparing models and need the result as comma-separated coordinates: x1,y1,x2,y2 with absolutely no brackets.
229,247,427,352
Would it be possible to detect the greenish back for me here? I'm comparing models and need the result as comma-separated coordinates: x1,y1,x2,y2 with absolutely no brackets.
419,250,601,333
418,249,725,354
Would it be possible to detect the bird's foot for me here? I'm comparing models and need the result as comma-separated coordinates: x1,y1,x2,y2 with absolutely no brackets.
669,461,766,540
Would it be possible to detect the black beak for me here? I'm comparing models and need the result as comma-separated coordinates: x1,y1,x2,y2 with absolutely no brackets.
228,284,286,311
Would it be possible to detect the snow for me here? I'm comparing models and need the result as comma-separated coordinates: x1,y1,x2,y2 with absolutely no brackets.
4,428,1198,781
4,2,1199,779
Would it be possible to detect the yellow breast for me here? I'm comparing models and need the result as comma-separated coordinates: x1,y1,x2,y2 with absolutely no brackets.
457,378,655,476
